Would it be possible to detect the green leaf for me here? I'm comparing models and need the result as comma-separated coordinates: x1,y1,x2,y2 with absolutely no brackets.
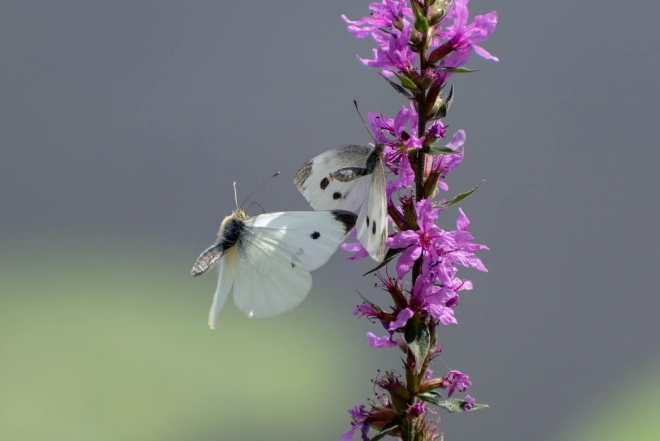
370,423,399,441
404,315,430,373
381,74,415,100
435,398,489,413
363,248,404,276
427,144,461,155
394,72,419,91
433,84,454,119
437,180,483,208
419,391,443,405
380,421,401,433
437,66,480,74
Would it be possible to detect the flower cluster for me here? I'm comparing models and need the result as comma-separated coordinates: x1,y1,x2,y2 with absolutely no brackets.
339,1,496,440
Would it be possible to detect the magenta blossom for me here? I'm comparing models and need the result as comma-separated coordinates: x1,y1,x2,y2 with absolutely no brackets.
410,401,425,417
442,370,472,397
339,405,370,441
438,0,499,67
369,105,420,150
433,129,466,192
388,199,443,278
367,332,398,348
412,273,458,325
464,394,476,411
342,0,411,38
358,20,416,75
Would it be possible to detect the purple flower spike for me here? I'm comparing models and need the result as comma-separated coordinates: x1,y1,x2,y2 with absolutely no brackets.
338,0,496,437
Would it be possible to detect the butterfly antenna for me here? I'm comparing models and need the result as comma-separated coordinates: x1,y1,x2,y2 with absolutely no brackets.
239,171,281,209
353,99,378,145
233,181,239,210
247,201,266,215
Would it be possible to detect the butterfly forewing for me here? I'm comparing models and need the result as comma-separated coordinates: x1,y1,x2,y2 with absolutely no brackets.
245,211,356,271
294,145,372,213
294,145,388,262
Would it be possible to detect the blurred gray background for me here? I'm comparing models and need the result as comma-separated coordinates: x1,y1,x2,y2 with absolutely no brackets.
2,1,660,440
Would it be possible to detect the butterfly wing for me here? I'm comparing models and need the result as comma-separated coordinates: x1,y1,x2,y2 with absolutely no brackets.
293,145,371,213
231,210,357,318
208,249,237,329
294,145,388,262
356,160,387,261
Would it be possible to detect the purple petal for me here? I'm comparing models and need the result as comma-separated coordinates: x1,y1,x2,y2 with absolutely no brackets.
447,130,466,150
388,230,419,248
339,425,359,441
367,332,398,348
426,304,457,325
341,242,370,261
456,207,470,231
388,307,414,330
396,245,422,278
474,44,499,61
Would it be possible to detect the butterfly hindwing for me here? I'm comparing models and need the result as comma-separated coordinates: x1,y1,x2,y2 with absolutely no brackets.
356,159,387,261
208,249,237,329
232,238,312,319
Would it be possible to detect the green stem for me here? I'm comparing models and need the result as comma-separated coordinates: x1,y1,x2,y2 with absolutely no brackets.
406,4,430,441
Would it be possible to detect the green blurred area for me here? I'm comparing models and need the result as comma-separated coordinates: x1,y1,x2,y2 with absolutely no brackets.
3,234,659,441
0,235,371,441
557,361,660,441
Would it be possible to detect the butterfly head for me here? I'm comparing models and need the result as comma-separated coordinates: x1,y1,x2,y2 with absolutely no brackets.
219,208,250,234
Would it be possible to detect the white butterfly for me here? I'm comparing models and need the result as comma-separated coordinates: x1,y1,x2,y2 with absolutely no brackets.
293,144,387,262
191,207,357,329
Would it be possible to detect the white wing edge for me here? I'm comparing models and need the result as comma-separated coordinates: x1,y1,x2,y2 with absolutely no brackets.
208,248,237,330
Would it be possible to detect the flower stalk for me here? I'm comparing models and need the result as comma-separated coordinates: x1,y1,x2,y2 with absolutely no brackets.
339,1,497,440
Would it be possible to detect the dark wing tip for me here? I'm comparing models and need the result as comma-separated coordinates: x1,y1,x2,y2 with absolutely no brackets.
330,210,358,234
293,160,314,189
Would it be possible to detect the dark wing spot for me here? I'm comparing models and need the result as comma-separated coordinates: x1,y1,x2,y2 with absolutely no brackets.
320,177,330,190
293,160,313,188
310,231,321,239
291,262,296,268
366,216,370,227
331,210,357,233
372,220,377,235
332,192,342,200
